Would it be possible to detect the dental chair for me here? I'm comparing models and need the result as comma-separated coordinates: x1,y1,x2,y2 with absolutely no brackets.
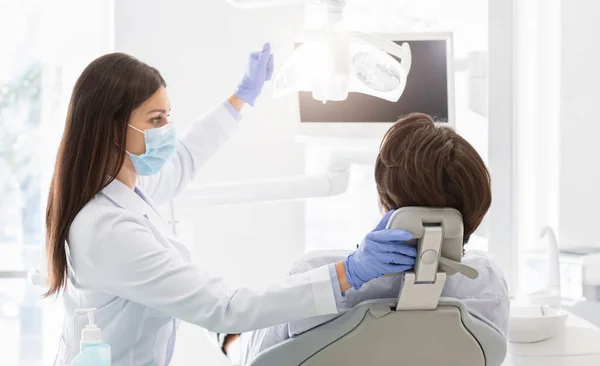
248,207,508,366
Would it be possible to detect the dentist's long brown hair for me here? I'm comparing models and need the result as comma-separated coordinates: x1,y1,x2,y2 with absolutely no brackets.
45,53,166,296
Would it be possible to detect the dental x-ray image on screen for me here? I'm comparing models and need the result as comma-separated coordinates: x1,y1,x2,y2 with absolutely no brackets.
298,39,451,124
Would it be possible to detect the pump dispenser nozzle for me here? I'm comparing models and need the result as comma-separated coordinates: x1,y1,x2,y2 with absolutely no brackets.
75,308,102,345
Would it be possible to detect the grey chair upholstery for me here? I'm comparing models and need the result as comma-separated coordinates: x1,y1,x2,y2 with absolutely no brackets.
248,207,508,366
248,298,507,366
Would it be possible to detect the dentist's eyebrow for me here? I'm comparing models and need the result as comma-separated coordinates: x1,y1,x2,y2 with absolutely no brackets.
147,109,170,114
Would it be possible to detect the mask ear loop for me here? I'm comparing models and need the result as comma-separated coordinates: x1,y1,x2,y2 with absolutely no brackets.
123,124,148,155
113,124,134,155
128,124,145,134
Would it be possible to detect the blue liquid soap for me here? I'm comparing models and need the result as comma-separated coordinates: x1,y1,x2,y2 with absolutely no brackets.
72,343,111,366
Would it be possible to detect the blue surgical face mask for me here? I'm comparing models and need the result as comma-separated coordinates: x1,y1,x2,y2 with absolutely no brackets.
127,123,177,176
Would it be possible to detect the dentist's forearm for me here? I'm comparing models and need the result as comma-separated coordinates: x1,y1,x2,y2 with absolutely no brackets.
335,261,352,292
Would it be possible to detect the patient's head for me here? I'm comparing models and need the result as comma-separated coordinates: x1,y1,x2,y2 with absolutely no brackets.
375,113,491,243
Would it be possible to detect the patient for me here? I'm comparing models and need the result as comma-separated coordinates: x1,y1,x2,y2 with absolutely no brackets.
216,113,509,365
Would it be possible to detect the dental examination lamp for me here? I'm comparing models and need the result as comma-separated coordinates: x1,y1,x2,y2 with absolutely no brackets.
272,30,412,103
228,0,413,103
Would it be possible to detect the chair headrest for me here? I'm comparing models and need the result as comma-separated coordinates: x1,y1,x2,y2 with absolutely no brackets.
386,207,464,271
386,207,478,310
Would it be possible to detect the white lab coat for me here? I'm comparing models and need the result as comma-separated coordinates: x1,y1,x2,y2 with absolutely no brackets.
54,103,338,366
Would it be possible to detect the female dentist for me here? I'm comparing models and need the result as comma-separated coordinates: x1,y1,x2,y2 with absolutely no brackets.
47,43,417,366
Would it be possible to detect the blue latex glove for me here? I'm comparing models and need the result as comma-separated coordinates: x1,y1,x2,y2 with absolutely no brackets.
235,42,274,106
344,210,417,290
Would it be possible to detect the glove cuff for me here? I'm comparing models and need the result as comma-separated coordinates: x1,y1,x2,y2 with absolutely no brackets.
234,82,259,107
343,254,363,291
234,92,256,107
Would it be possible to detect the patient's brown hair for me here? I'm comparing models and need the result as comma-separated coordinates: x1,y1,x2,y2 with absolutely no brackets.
375,113,491,244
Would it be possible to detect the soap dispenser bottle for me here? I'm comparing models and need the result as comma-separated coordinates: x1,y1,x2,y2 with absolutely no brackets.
72,308,111,366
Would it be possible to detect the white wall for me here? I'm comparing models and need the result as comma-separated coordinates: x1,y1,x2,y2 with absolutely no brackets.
559,0,600,249
115,1,306,365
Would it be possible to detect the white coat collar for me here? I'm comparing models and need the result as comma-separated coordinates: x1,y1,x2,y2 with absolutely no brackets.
101,179,147,216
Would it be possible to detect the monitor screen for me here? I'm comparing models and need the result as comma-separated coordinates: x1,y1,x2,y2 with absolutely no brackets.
298,39,450,123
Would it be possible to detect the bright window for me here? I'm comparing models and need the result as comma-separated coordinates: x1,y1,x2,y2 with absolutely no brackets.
0,2,58,364
0,0,113,364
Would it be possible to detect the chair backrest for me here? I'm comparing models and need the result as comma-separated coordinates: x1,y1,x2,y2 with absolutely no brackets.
248,207,507,366
248,298,507,366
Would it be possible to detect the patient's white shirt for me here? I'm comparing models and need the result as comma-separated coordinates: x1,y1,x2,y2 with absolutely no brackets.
233,250,509,366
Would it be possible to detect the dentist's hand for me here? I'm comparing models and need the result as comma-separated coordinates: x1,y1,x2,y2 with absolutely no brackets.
342,211,416,290
234,42,274,107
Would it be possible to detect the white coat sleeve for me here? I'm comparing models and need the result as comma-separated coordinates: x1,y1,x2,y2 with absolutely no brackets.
137,102,241,206
73,208,339,334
